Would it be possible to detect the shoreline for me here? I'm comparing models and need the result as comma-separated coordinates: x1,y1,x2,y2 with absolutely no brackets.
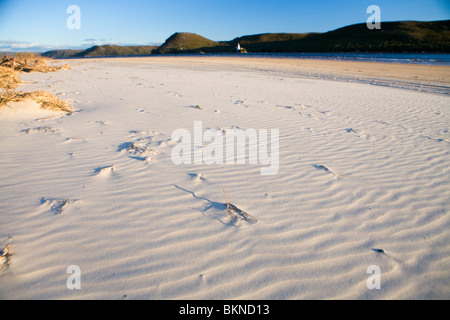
61,56,450,95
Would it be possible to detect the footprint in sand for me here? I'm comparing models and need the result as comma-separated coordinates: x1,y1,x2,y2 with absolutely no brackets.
128,155,152,162
119,130,174,163
118,138,157,160
421,135,450,144
130,130,152,136
40,197,79,215
168,91,183,97
188,172,206,182
132,130,169,149
212,125,246,134
277,105,297,111
21,126,61,135
118,141,150,154
346,128,360,134
64,137,86,143
346,128,371,141
93,165,115,177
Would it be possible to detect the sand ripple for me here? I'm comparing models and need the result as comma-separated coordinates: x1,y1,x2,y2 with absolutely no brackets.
0,60,449,299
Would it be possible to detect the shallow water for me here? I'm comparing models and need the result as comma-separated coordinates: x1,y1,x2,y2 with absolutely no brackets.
164,52,450,66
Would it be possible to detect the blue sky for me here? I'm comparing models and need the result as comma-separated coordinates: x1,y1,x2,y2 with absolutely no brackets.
0,0,449,52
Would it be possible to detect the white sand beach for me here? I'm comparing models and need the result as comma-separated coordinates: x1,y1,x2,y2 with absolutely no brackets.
0,56,449,299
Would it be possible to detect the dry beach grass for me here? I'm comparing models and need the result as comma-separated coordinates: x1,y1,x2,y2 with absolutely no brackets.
1,53,71,73
0,90,73,113
0,53,72,113
0,66,21,90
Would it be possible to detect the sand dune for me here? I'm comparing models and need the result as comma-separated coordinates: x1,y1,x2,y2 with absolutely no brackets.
0,57,449,299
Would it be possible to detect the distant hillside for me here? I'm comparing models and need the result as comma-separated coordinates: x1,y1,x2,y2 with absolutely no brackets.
228,33,315,52
282,20,450,53
154,20,450,54
42,45,157,59
227,20,450,53
41,20,450,58
76,45,157,57
154,32,220,54
41,49,84,59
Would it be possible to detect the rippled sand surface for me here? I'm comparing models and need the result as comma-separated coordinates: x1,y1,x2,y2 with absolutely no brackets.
1,57,449,299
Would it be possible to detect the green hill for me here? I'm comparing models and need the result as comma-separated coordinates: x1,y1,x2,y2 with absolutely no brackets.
154,32,220,54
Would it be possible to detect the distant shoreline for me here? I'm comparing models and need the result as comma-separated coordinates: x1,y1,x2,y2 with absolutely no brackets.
47,52,450,66
63,55,450,95
3,52,450,66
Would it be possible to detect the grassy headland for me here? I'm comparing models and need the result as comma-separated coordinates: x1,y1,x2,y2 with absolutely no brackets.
40,20,450,58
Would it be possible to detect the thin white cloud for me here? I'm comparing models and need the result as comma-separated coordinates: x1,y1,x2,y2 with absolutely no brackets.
82,38,161,47
0,40,84,52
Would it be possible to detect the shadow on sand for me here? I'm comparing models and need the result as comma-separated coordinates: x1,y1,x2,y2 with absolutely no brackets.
173,184,234,226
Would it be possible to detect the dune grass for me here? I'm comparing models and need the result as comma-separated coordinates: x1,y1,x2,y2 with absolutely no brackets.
0,53,72,113
1,53,71,73
0,90,73,113
0,66,21,90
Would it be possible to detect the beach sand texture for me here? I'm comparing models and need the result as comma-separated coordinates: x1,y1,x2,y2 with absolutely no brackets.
0,57,449,299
